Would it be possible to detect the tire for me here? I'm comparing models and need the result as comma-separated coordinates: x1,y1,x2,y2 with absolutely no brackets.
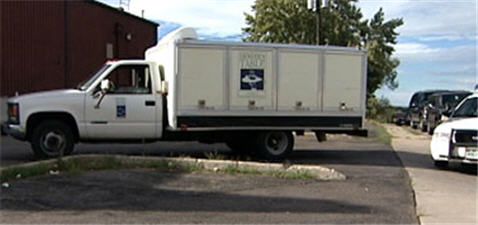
427,121,434,135
411,121,417,129
419,120,427,132
255,131,294,160
434,160,448,169
31,120,75,158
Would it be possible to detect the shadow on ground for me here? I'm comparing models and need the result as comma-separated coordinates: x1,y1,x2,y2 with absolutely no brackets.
1,170,374,214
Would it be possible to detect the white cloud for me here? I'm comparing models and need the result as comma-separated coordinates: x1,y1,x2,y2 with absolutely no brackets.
429,65,476,77
434,77,477,90
358,0,477,41
418,35,478,42
394,42,475,64
128,0,254,36
394,42,439,55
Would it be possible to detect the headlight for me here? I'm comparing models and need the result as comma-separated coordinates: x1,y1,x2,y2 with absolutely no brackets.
433,131,450,139
7,103,19,125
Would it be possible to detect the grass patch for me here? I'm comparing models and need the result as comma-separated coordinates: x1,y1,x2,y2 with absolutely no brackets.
221,165,316,180
375,123,392,144
0,162,54,183
368,120,392,144
0,156,316,183
0,156,204,183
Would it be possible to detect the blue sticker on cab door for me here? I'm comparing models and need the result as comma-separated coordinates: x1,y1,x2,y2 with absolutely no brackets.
116,98,126,118
116,105,126,118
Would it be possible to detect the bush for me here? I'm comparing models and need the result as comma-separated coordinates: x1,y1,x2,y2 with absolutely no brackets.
367,95,395,123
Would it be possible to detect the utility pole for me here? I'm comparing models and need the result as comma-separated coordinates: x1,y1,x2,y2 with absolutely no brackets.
308,0,328,45
316,0,321,45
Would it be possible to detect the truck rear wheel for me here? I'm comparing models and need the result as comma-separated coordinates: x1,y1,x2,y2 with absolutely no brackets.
31,120,75,158
255,131,293,160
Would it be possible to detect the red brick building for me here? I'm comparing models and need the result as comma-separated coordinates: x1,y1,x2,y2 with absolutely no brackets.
0,0,158,96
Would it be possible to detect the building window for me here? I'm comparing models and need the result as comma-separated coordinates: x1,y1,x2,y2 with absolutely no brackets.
106,43,114,59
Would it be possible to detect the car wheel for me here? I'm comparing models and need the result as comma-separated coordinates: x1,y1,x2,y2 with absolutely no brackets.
31,120,75,158
255,131,294,160
434,160,448,169
419,120,427,132
411,121,417,129
427,122,434,135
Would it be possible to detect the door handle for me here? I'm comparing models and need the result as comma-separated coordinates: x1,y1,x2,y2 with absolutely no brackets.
145,100,155,106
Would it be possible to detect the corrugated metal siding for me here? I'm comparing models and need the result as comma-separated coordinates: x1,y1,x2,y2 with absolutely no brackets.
1,1,65,96
1,0,157,96
67,1,157,87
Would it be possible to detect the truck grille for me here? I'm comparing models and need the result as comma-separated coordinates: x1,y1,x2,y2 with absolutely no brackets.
453,129,478,145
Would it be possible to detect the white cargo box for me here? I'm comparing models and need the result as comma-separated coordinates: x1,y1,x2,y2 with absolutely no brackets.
146,28,367,131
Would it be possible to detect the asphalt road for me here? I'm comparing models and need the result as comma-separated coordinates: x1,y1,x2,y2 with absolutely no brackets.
384,124,477,224
0,129,418,224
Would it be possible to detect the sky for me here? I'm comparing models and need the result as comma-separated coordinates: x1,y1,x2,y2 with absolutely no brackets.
100,0,477,107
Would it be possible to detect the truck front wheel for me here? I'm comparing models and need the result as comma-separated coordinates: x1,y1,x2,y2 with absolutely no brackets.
31,120,75,158
255,131,294,160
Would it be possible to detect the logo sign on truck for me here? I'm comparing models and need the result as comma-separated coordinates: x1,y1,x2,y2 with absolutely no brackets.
240,52,265,91
241,69,264,90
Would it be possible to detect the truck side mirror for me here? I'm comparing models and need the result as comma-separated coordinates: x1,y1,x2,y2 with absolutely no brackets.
100,79,111,92
160,80,169,95
94,79,111,109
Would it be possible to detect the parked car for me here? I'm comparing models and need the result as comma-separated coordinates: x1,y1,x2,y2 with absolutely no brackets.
408,90,448,130
423,91,472,134
430,93,478,168
390,108,409,125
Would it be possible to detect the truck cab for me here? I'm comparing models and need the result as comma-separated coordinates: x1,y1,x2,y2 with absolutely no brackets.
4,60,167,158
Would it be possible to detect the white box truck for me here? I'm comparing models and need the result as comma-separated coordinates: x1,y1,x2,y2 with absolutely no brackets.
2,27,367,159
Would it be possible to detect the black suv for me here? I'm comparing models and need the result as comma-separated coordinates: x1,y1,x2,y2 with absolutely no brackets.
408,90,448,130
422,91,472,134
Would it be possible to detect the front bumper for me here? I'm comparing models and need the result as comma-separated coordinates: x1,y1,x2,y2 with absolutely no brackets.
1,122,26,141
435,156,478,165
446,145,478,165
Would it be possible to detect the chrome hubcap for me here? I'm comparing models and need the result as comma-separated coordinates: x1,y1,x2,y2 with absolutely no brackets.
42,131,65,153
265,132,288,155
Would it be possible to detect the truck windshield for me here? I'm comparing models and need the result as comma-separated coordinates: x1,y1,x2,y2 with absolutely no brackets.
452,97,477,118
442,94,469,108
77,64,111,91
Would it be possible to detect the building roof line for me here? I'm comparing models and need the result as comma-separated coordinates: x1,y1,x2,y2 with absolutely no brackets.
86,0,159,27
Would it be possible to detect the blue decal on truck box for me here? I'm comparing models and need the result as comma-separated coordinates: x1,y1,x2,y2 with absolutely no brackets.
240,69,264,90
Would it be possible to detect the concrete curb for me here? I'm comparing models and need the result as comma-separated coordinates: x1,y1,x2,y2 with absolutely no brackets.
0,154,346,181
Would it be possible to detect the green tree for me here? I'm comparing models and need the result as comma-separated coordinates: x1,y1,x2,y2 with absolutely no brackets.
243,0,403,96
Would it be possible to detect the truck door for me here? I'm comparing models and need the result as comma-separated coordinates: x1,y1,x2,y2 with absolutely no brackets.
84,64,157,139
